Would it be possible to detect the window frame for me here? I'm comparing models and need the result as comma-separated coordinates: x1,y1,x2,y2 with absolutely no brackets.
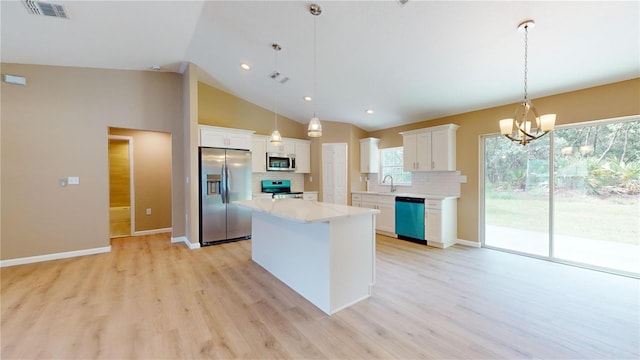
379,146,412,185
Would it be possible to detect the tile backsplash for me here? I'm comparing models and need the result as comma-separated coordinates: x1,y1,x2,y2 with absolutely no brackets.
252,171,465,197
365,171,466,197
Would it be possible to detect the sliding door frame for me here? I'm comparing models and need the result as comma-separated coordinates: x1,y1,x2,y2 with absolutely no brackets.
480,115,640,278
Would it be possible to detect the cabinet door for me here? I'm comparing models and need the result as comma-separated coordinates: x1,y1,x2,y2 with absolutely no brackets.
377,202,395,233
199,128,228,148
227,132,251,150
425,209,441,242
431,129,451,171
360,138,380,173
360,143,370,173
415,132,432,171
295,141,311,173
251,137,267,173
266,140,295,154
403,134,417,171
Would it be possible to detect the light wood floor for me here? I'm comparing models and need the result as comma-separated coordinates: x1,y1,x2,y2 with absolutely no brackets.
2,233,638,359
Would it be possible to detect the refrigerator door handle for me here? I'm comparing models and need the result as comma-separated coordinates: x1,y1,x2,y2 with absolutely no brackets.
220,164,227,204
225,164,231,203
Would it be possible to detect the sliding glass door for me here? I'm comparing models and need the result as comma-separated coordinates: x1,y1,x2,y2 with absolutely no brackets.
482,117,640,276
483,135,550,256
553,121,640,274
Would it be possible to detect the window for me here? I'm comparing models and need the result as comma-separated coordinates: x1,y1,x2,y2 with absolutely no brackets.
380,147,411,185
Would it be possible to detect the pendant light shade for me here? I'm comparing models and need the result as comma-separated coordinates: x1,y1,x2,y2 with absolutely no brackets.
307,4,322,138
270,43,282,145
270,129,282,145
308,116,322,137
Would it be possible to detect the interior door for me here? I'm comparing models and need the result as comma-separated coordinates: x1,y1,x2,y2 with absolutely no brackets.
322,143,348,205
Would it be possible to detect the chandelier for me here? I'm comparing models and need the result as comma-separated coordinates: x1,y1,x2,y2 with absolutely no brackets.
499,19,556,145
307,3,322,137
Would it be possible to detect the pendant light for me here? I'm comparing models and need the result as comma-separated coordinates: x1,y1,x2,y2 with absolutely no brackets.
499,19,556,146
270,43,282,145
307,3,322,137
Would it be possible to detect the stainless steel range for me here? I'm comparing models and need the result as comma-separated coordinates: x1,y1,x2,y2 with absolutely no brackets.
261,180,303,199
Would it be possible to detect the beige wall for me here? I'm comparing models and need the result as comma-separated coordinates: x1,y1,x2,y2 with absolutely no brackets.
368,78,640,243
0,63,185,260
108,139,131,207
109,128,172,232
198,82,306,138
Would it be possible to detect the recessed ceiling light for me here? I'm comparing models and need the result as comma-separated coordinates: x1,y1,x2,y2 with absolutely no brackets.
304,96,312,102
240,63,251,70
365,109,375,115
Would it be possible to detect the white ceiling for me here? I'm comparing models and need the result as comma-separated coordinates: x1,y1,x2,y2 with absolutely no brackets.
2,1,638,131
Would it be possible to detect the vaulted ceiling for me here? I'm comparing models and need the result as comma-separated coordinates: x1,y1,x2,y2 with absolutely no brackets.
2,1,638,131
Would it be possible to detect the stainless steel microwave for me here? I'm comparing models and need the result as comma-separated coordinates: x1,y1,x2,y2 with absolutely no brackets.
266,152,296,171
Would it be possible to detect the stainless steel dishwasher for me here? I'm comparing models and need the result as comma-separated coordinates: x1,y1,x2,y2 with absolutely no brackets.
395,196,425,244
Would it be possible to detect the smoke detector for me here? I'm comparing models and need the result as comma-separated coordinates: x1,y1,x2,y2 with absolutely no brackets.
22,0,69,19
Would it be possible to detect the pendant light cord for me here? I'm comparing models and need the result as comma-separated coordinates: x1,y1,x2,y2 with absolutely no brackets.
313,13,317,118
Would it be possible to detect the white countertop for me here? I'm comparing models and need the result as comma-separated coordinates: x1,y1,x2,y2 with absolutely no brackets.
235,198,379,223
351,190,456,200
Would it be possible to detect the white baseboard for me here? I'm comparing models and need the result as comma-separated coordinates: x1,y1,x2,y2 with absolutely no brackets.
0,246,112,267
171,236,200,249
133,227,172,236
456,238,480,248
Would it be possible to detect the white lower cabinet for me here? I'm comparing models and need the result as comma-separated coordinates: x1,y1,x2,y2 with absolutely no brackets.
424,198,457,248
302,192,318,201
353,193,395,235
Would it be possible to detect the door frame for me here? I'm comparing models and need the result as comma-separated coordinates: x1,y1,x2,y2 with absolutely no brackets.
108,135,135,236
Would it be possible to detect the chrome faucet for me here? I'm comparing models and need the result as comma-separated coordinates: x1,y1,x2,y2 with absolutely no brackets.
382,175,396,192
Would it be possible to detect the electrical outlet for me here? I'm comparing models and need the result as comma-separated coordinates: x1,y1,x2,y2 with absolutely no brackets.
68,176,79,185
309,176,313,182
146,208,152,215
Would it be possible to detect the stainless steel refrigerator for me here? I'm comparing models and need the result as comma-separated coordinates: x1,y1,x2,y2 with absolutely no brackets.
199,147,252,246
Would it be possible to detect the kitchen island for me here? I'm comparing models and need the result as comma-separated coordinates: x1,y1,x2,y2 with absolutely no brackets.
235,198,379,315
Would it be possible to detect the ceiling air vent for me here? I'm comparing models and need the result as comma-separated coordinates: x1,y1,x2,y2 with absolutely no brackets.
22,0,69,19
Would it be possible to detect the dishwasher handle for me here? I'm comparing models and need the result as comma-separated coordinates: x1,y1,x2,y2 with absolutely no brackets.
395,196,425,204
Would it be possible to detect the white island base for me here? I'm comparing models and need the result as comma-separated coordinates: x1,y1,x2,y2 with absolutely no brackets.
238,199,377,315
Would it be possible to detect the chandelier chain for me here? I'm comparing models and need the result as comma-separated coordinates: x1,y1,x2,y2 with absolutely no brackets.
523,24,529,102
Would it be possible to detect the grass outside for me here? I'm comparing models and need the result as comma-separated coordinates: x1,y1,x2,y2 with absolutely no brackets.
485,192,640,245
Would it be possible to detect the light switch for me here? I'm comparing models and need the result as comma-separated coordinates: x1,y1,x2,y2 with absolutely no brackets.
68,176,80,185
146,208,152,215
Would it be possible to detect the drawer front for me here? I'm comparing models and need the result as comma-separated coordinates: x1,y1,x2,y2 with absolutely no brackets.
352,193,362,201
362,194,378,203
425,199,441,210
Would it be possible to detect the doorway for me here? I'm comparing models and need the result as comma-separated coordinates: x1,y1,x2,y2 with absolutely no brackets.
108,136,134,238
482,116,640,277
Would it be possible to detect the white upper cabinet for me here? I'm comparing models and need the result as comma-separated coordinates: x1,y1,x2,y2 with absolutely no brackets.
251,135,267,173
198,125,253,150
293,140,311,173
400,124,458,171
266,139,295,154
360,138,380,173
